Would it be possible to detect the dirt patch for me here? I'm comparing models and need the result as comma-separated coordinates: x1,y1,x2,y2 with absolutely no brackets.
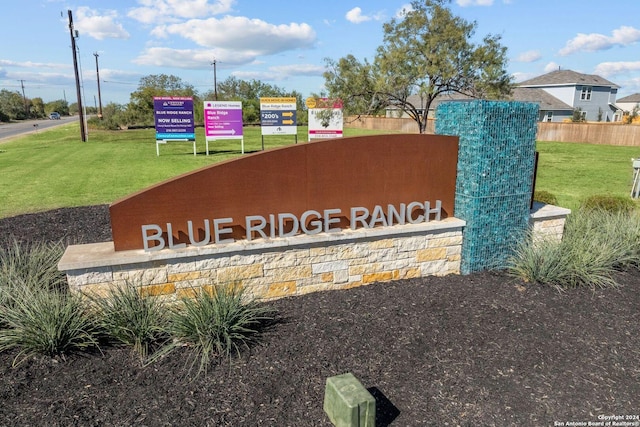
1,206,639,426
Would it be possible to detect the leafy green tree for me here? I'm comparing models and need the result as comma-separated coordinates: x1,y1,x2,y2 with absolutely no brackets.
0,89,27,120
30,97,46,119
324,0,512,133
127,74,197,126
45,99,70,116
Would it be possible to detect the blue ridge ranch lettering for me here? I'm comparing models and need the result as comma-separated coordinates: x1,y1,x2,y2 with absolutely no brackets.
141,200,442,251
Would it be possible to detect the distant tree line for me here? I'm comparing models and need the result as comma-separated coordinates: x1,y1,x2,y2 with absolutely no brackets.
0,89,102,123
0,90,70,122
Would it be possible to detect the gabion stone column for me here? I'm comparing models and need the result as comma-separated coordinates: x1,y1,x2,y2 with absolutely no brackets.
435,100,539,274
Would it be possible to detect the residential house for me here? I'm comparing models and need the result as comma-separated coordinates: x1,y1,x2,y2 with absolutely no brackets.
385,69,624,123
616,93,640,113
516,69,622,122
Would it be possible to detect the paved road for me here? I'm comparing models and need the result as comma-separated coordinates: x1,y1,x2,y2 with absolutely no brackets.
0,116,79,142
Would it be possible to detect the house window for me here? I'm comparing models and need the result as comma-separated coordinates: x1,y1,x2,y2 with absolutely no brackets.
544,112,553,122
580,86,592,101
581,110,587,121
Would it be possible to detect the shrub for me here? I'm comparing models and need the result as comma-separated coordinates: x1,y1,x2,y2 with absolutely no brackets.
533,190,558,205
0,285,100,365
507,209,640,288
91,283,171,363
0,240,66,329
0,240,66,292
0,239,100,364
579,194,636,213
169,284,274,375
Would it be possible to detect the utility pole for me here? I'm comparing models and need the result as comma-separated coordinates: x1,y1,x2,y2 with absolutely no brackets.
93,52,103,119
211,59,218,100
68,9,86,142
19,79,28,118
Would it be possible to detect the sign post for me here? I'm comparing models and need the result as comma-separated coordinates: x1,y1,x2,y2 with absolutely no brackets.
204,101,244,154
153,96,196,156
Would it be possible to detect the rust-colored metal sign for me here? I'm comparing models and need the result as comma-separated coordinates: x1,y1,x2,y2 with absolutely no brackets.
109,134,459,251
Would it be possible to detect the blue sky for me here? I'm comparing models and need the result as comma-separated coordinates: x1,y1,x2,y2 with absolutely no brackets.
1,0,639,106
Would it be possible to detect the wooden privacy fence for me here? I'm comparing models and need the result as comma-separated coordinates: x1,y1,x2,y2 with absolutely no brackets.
346,116,640,146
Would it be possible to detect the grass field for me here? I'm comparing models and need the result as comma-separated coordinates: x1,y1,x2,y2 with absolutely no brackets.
0,122,638,218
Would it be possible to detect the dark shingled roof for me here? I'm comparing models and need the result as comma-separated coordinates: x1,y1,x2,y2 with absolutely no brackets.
508,87,572,111
518,69,620,89
408,88,572,112
617,93,640,103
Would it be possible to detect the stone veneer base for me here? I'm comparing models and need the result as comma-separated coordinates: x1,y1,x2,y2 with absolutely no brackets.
59,218,466,301
58,204,569,301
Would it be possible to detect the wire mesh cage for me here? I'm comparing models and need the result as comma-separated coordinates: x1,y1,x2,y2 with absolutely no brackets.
435,100,539,274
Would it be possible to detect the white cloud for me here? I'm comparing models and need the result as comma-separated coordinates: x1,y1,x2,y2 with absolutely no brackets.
619,76,640,96
231,70,277,81
133,47,256,68
511,72,535,83
516,50,542,63
559,26,640,56
544,62,561,73
269,64,325,77
75,7,130,40
128,0,235,24
456,0,494,6
0,60,69,69
230,64,325,83
395,4,414,18
150,16,315,54
594,61,640,77
346,7,371,24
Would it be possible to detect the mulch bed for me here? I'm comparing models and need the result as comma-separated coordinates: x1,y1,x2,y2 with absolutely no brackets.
1,206,639,426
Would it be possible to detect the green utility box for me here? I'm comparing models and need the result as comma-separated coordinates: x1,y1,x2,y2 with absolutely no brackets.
323,373,376,427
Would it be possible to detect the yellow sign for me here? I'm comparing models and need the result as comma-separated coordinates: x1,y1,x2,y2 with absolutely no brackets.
305,97,317,109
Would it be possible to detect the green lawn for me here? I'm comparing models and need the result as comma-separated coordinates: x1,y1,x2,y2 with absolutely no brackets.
535,140,639,209
1,124,638,218
0,124,384,218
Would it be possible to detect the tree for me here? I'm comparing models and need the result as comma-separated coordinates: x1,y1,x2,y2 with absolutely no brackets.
0,89,27,120
45,99,70,116
625,105,639,124
127,74,197,126
323,0,512,133
30,97,46,119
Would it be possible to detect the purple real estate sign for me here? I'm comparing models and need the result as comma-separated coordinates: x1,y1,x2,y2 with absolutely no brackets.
204,101,244,154
153,96,195,140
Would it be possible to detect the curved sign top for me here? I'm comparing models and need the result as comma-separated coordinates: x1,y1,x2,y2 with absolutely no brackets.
109,134,459,251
